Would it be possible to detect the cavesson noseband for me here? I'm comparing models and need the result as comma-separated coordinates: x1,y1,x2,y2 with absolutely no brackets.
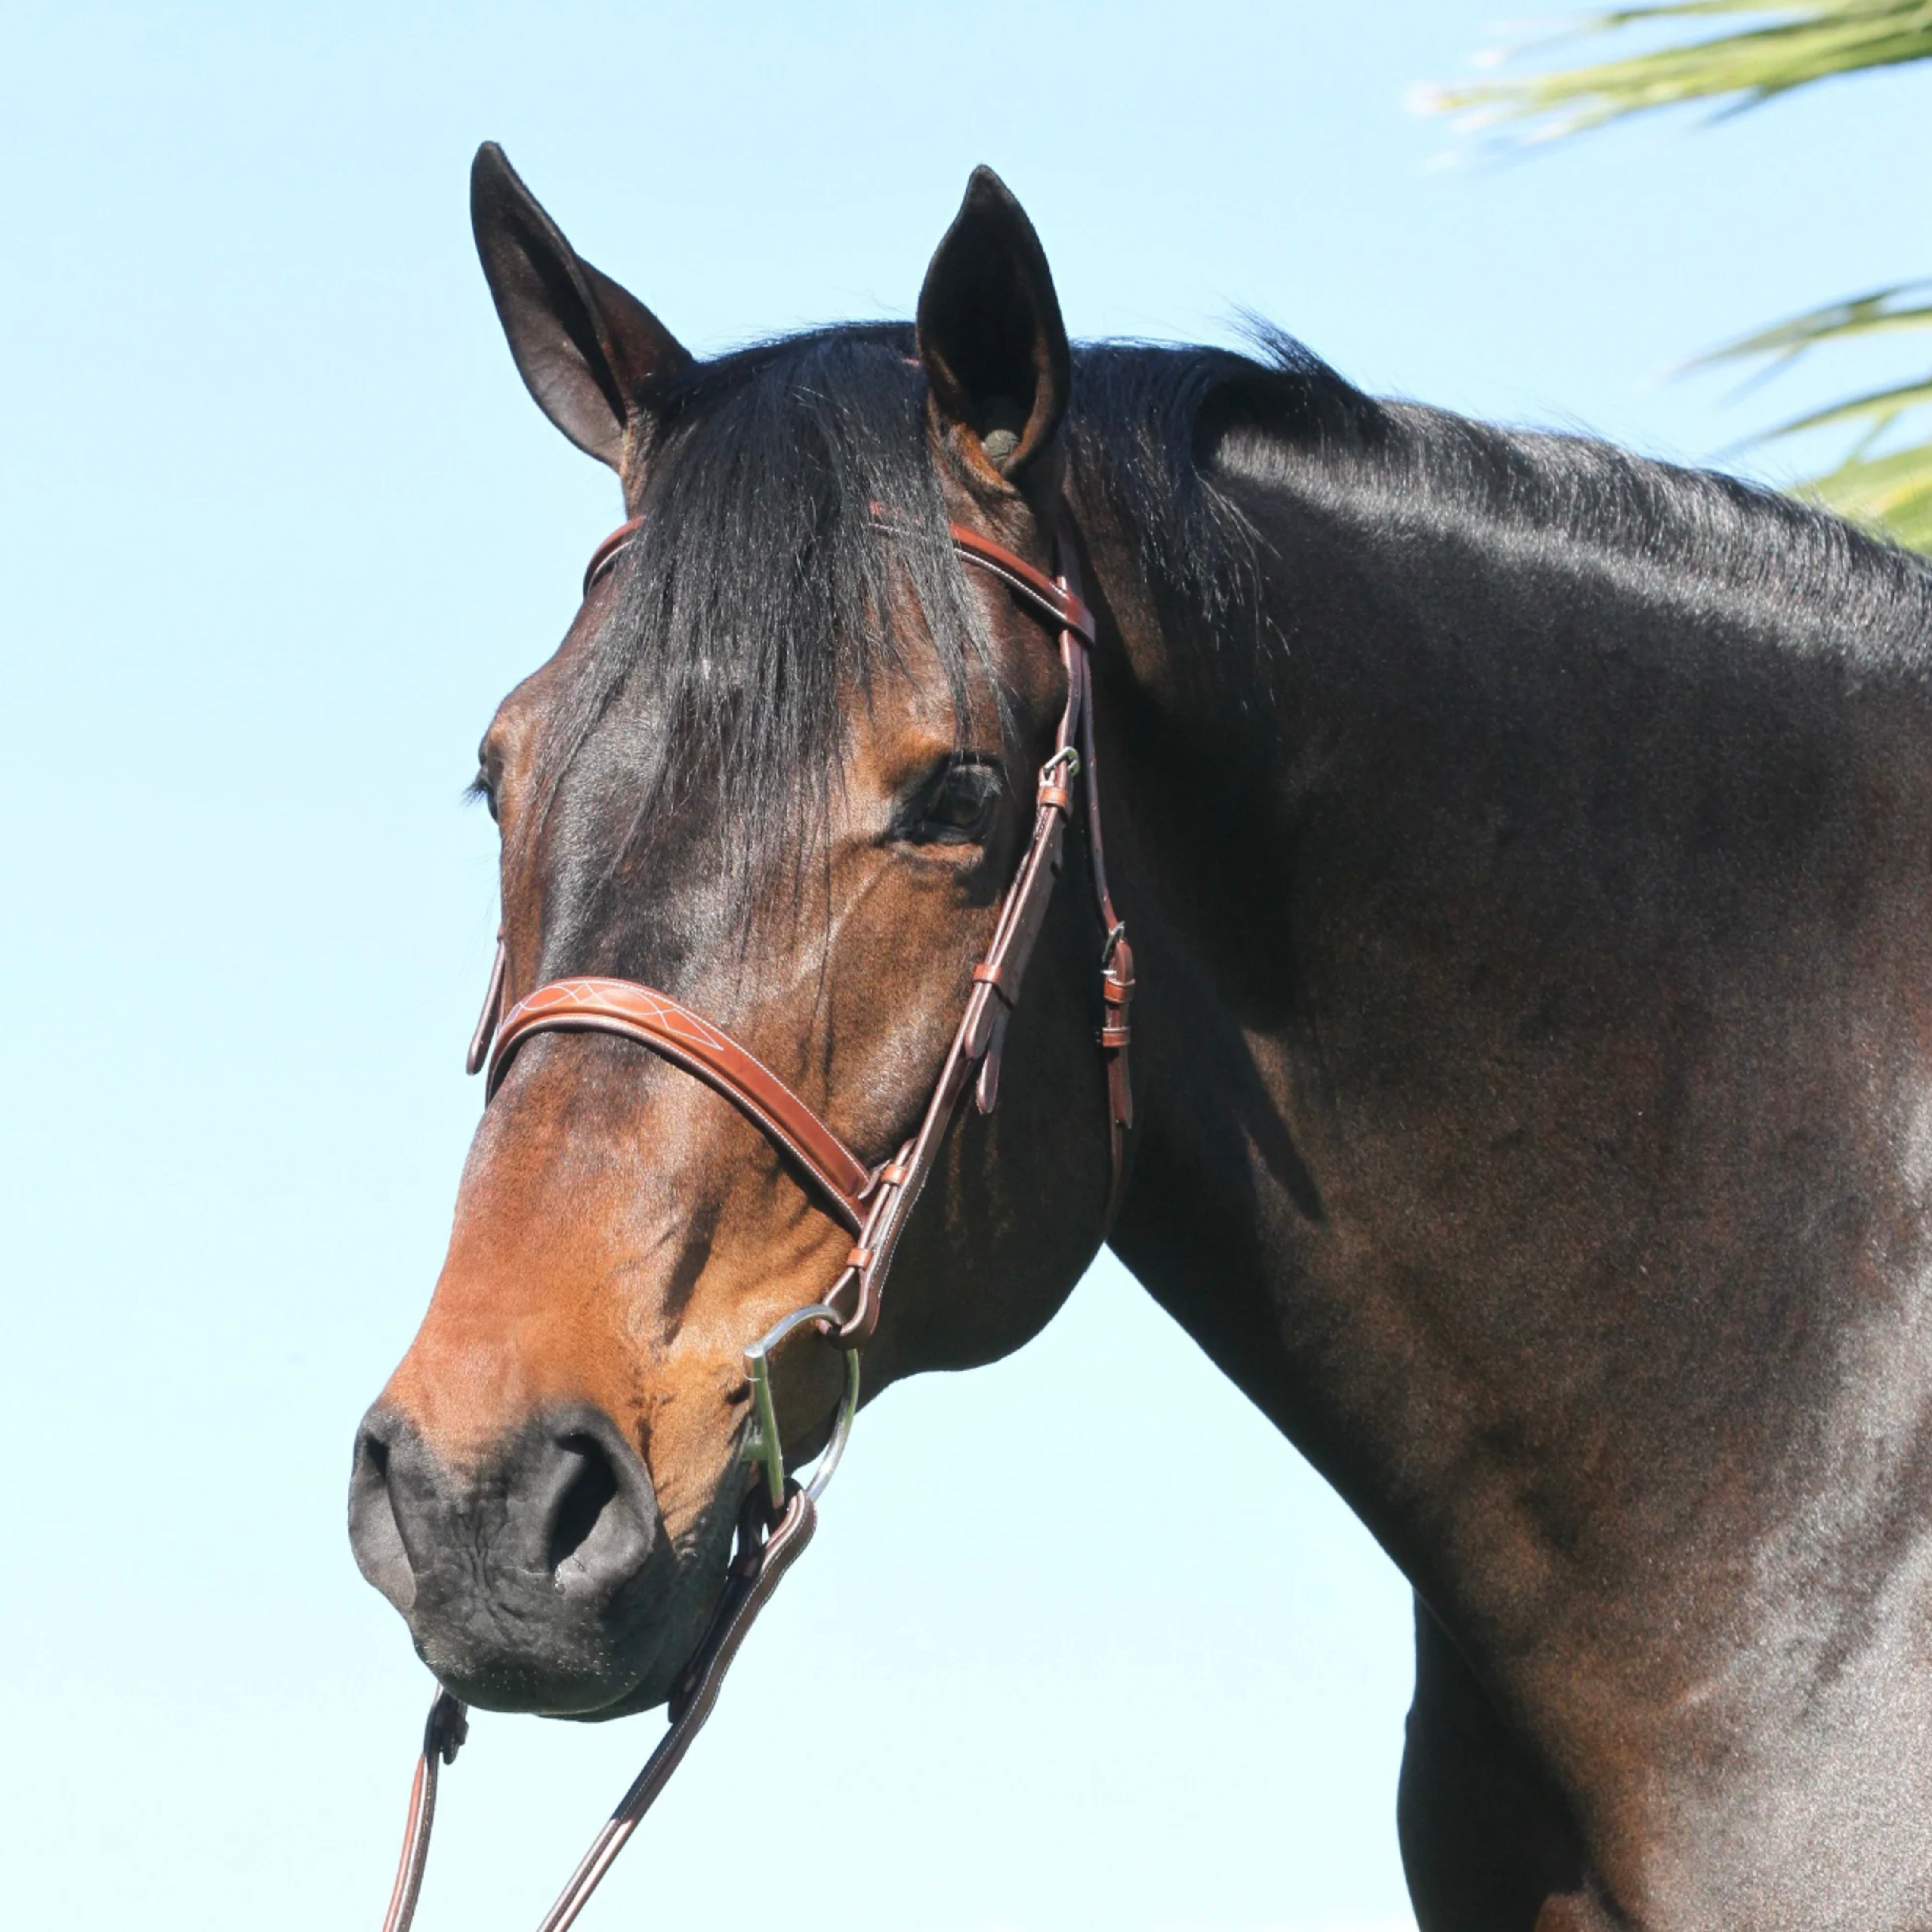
380,504,1135,1932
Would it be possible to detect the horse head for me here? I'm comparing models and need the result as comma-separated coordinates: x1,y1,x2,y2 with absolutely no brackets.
348,147,1121,1719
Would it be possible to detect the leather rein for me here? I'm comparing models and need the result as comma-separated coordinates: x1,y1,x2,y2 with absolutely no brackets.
379,506,1135,1932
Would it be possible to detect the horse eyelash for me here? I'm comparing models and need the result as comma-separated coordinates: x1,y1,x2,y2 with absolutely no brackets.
896,756,1002,844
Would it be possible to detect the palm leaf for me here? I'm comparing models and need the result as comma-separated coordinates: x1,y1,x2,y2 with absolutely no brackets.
1426,1,1932,136
1693,284,1932,366
1804,441,1932,548
1756,375,1932,440
1695,283,1932,546
1424,5,1932,551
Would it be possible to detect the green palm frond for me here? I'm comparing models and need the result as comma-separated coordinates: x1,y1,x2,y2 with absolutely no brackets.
1423,4,1932,550
1694,284,1932,367
1696,283,1932,546
1426,1,1932,137
1803,442,1932,548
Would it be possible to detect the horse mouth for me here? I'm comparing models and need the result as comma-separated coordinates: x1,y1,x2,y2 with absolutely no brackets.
348,1401,738,1720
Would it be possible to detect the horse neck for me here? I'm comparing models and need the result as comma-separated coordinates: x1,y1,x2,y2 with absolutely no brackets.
1082,456,1932,1713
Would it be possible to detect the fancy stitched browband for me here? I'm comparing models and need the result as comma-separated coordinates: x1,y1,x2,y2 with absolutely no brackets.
380,504,1135,1932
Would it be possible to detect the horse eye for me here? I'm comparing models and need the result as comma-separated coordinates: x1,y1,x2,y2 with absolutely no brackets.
468,768,499,823
912,762,1001,845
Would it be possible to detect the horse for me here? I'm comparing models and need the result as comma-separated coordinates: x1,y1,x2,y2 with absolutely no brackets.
349,143,1932,1930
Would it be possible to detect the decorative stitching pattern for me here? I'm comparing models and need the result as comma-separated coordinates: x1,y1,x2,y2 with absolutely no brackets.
487,978,873,1228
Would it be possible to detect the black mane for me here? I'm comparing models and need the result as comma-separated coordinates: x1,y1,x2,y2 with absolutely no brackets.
528,325,978,885
1071,322,1932,663
527,319,1932,883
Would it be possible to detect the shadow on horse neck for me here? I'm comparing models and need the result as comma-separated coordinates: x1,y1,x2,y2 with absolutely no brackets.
352,147,1932,1932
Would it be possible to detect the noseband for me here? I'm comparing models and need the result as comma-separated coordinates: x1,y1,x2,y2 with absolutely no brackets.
380,506,1135,1932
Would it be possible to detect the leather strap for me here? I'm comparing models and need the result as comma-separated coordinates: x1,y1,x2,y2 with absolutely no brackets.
486,978,876,1232
582,515,645,596
822,731,1079,1346
1057,532,1135,1222
379,1691,468,1932
949,522,1096,644
815,564,1094,1342
529,1487,816,1932
465,931,507,1078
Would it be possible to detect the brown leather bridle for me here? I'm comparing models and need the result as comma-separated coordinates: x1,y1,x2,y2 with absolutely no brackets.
379,505,1135,1932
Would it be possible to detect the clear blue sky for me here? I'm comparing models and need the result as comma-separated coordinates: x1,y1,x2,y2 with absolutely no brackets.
2,4,1925,1927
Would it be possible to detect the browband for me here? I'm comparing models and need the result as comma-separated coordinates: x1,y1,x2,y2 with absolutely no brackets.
947,523,1096,645
583,509,1095,646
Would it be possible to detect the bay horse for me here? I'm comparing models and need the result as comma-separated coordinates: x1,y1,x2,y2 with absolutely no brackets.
351,144,1932,1929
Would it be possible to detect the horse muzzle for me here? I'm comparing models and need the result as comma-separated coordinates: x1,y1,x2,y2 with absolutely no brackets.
348,1402,686,1715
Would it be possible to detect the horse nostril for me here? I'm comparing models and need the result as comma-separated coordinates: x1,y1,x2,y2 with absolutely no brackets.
348,1403,666,1710
348,1427,418,1614
536,1425,657,1602
547,1434,620,1574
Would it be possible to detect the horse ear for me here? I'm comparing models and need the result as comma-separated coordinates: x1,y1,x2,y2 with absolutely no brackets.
470,142,691,474
915,167,1070,488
